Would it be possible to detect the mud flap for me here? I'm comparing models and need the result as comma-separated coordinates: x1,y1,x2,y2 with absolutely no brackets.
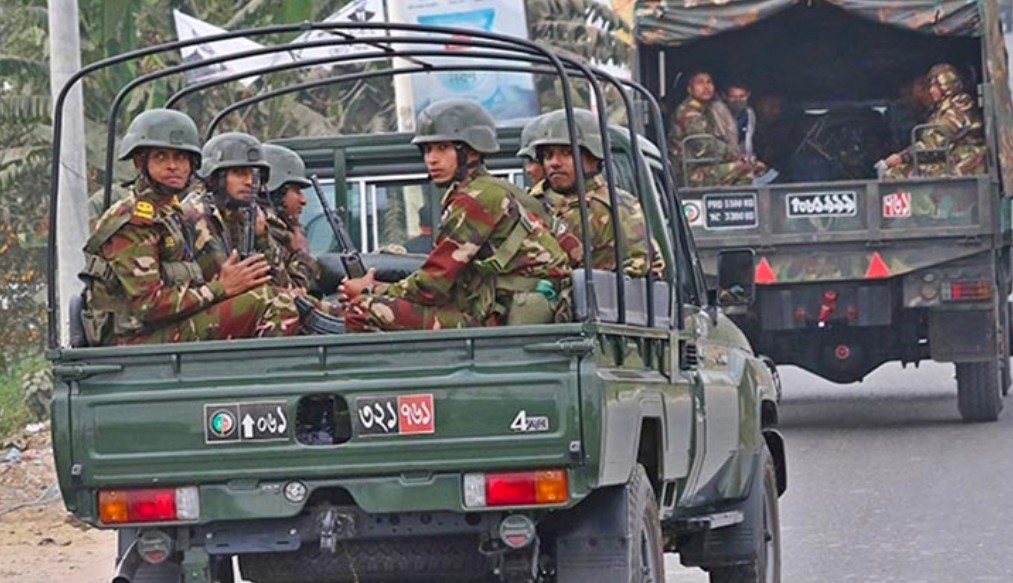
677,450,765,570
553,485,633,582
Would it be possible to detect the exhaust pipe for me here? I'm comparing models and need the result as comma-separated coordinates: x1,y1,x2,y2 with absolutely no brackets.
112,539,141,583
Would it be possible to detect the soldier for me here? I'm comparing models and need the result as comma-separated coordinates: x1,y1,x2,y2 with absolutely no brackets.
340,99,572,332
262,144,321,292
181,132,292,288
671,71,773,187
517,114,547,186
79,109,301,345
530,108,661,277
882,63,986,179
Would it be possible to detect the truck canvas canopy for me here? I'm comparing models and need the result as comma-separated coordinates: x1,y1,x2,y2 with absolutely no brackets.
635,0,1013,193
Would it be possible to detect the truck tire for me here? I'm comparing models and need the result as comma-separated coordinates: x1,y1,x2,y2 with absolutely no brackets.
956,360,1004,422
554,464,664,583
708,452,781,583
239,536,490,583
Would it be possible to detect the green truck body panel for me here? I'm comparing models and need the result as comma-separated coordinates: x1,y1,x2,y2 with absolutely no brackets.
53,313,771,523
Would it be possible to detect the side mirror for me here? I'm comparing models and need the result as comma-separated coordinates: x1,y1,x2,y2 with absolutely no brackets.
716,249,756,307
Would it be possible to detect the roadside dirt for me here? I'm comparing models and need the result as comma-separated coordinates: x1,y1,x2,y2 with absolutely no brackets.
0,423,114,583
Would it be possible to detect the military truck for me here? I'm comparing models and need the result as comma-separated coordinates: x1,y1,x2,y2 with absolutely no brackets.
48,23,785,583
635,0,1013,421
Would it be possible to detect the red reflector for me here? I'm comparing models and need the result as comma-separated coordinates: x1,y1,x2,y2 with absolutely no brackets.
486,472,537,506
755,257,776,284
946,280,992,301
865,252,890,279
835,344,851,360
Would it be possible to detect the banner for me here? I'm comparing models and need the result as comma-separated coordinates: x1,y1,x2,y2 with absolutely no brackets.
288,0,388,66
387,0,539,130
173,10,292,86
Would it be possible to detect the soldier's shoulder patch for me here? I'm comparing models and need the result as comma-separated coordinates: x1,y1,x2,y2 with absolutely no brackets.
130,200,155,224
164,235,176,248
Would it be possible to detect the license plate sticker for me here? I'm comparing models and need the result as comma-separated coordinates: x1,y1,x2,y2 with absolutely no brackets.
355,394,435,436
703,192,758,229
786,191,858,218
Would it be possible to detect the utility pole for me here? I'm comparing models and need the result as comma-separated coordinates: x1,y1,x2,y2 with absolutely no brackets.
48,0,88,346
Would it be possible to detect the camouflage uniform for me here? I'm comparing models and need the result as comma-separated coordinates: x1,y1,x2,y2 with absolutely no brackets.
180,190,293,288
346,166,571,331
263,144,321,292
885,64,986,179
81,178,301,345
534,174,658,277
529,108,663,277
181,133,293,288
265,211,320,291
671,96,767,187
345,99,571,332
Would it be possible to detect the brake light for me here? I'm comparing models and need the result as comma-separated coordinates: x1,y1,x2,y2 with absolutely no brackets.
463,469,568,508
98,487,199,524
942,280,992,302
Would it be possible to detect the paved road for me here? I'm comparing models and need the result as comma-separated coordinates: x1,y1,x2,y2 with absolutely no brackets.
666,361,1013,582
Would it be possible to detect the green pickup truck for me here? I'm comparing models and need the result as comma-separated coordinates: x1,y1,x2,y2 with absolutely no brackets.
636,0,1013,421
48,24,785,583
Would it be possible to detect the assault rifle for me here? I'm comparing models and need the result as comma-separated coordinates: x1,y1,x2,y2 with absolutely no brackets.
240,168,261,259
310,174,367,279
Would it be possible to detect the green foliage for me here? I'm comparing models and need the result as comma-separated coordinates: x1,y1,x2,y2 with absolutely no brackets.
0,0,631,361
0,354,45,439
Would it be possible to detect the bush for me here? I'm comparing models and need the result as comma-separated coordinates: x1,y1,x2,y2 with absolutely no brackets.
0,354,46,439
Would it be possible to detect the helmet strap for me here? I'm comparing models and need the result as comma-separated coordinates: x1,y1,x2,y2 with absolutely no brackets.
452,143,483,183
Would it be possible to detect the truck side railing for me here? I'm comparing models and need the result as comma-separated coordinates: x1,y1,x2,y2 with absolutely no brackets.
49,22,688,349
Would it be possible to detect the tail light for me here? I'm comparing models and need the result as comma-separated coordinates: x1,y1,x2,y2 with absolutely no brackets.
818,289,838,325
463,469,568,508
98,487,199,525
942,280,992,302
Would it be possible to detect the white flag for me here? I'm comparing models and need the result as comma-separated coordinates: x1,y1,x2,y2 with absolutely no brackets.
288,0,387,68
173,10,293,87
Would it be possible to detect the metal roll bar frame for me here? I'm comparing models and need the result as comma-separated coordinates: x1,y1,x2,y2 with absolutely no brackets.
48,21,686,349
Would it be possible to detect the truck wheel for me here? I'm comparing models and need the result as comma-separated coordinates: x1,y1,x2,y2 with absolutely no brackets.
956,360,1004,422
627,464,665,582
708,452,781,583
553,464,664,582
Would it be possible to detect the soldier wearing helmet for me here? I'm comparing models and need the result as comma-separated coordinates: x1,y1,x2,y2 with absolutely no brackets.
181,132,292,288
262,144,321,293
670,70,774,187
882,63,986,179
79,110,301,345
340,99,571,331
517,114,547,186
530,108,661,277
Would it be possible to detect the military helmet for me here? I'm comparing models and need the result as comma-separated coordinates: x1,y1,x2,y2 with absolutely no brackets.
199,132,270,180
529,108,605,160
927,63,963,96
118,109,202,163
516,114,546,159
411,99,499,154
263,144,312,192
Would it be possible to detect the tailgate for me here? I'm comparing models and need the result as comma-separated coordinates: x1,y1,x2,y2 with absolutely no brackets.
681,176,995,282
55,327,585,489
